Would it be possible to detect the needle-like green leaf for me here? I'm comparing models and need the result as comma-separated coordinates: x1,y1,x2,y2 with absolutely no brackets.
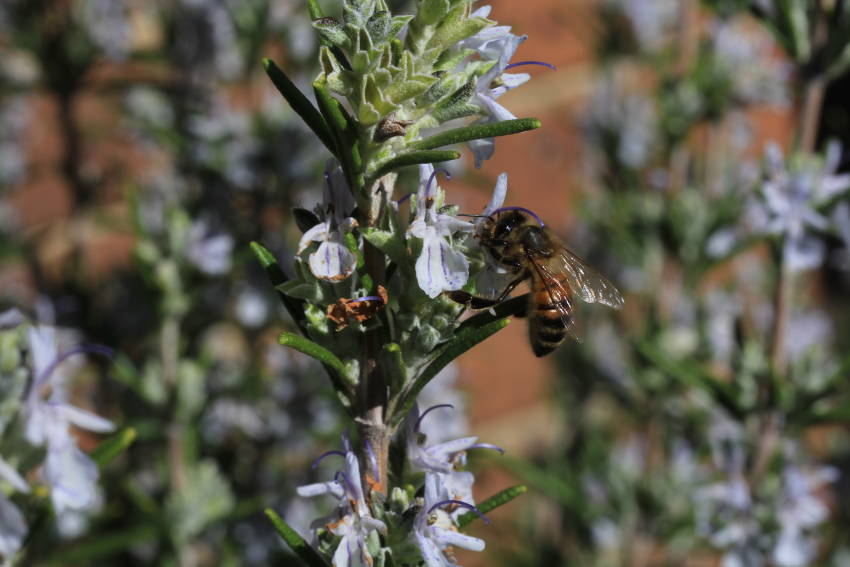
390,317,509,427
279,332,356,395
263,59,337,156
265,508,330,567
456,485,527,528
91,428,137,468
367,150,461,185
306,0,323,19
409,118,541,151
250,241,307,330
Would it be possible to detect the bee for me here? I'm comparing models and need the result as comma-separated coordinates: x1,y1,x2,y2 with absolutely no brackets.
450,207,624,357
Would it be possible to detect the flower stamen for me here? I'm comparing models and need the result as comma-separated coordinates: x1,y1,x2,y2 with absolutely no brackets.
415,403,455,433
504,60,557,71
427,499,491,524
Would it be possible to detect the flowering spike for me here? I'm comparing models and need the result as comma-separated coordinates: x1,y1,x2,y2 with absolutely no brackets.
311,450,347,469
504,60,557,71
428,499,491,525
490,206,545,227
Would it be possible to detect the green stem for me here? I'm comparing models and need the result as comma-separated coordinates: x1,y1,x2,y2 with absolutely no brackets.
161,315,193,567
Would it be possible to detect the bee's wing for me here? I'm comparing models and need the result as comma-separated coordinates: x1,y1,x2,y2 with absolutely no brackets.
532,258,584,343
551,246,624,310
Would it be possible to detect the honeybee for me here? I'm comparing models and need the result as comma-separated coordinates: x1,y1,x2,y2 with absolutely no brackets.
450,207,624,357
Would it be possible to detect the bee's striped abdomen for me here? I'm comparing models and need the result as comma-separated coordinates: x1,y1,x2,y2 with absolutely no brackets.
528,276,573,357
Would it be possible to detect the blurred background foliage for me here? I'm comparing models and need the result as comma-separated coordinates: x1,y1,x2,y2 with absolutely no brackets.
2,0,850,566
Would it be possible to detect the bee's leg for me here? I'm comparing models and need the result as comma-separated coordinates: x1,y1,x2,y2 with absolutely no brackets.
495,276,525,302
446,291,499,309
446,275,526,309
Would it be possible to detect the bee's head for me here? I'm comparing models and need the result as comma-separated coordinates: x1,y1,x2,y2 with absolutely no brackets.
488,207,544,239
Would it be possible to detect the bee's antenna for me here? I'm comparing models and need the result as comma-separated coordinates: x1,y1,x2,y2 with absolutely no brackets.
490,206,545,227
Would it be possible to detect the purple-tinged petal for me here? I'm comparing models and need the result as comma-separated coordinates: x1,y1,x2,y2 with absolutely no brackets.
414,233,470,298
469,136,495,170
428,436,479,457
297,222,330,253
483,173,508,216
819,173,850,201
0,494,26,557
432,526,486,551
296,480,345,499
0,309,24,330
415,530,447,567
60,405,115,434
476,93,516,122
308,240,356,281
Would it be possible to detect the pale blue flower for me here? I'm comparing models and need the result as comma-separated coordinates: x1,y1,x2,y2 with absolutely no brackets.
585,76,657,170
608,0,678,52
44,437,101,515
297,164,358,282
407,403,502,478
186,219,234,276
413,472,485,567
23,326,115,517
710,20,788,107
78,0,131,61
297,439,387,567
755,141,850,271
772,461,836,567
407,165,474,298
467,34,530,168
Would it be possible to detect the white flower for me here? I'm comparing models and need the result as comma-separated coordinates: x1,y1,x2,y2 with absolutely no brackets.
406,403,502,497
711,20,788,107
414,472,485,567
23,326,115,518
44,436,101,515
585,76,657,170
608,0,678,52
467,33,532,168
77,0,130,61
407,165,474,298
772,459,836,567
185,220,234,276
0,494,26,560
297,441,387,567
753,141,850,271
297,163,358,282
474,173,519,297
24,327,115,448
